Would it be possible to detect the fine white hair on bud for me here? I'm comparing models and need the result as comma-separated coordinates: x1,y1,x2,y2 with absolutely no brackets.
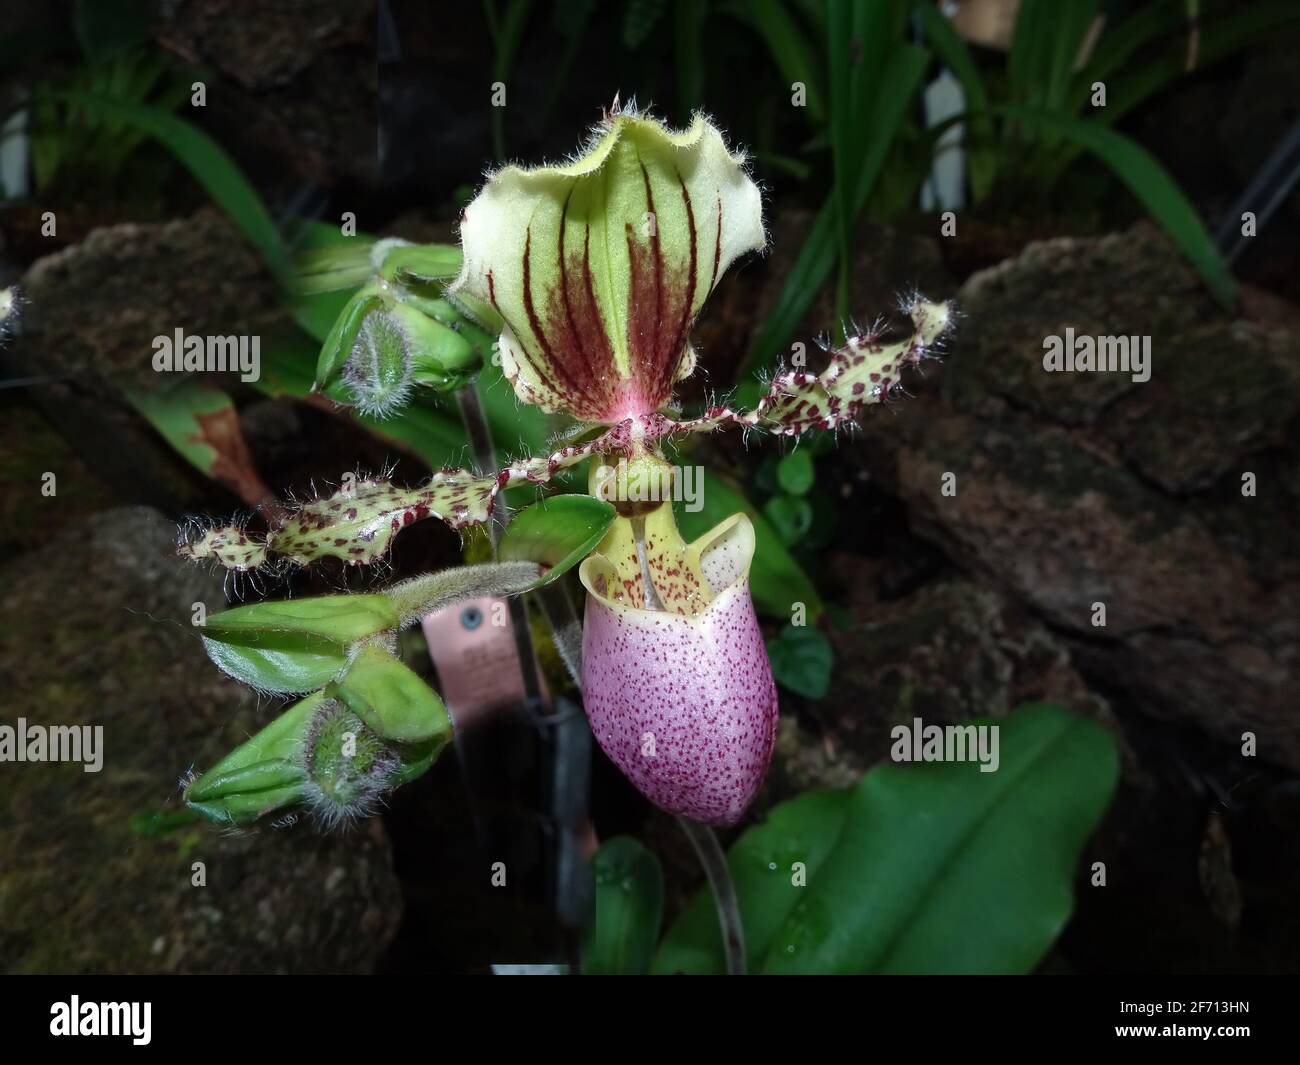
0,285,21,342
301,699,399,830
343,310,414,419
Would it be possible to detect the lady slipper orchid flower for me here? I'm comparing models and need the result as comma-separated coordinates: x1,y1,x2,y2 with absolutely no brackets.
180,103,952,830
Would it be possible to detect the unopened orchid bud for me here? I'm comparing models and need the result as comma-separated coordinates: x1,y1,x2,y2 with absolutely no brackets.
352,309,416,416
184,688,445,827
315,284,489,415
300,698,401,824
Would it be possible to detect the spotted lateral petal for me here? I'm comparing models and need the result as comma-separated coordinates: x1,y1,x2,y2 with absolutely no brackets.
660,297,955,442
180,472,497,571
178,426,642,572
450,110,765,423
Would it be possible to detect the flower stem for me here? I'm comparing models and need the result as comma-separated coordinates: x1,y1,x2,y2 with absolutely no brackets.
454,383,545,716
677,816,747,975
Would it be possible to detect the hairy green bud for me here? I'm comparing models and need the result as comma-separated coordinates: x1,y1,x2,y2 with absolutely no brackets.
301,699,399,825
344,306,414,418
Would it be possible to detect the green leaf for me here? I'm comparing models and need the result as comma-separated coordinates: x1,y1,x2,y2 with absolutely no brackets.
735,0,826,124
991,105,1234,308
330,644,452,744
184,691,324,823
290,221,378,342
623,0,668,48
762,494,813,545
676,471,822,622
765,625,832,699
293,240,379,295
72,0,154,61
384,561,543,625
775,449,815,495
203,595,399,643
654,702,1119,974
581,836,665,975
499,494,616,586
252,331,476,472
122,379,267,503
738,41,929,384
200,595,399,694
314,288,388,398
51,91,290,281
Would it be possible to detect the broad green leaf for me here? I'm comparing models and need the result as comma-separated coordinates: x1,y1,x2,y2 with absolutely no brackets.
652,788,850,975
676,471,821,621
499,494,616,586
654,702,1119,974
200,595,398,694
203,595,399,642
123,379,268,504
765,625,832,699
581,836,665,975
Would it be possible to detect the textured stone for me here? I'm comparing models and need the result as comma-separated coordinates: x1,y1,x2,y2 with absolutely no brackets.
0,507,402,973
847,223,1300,769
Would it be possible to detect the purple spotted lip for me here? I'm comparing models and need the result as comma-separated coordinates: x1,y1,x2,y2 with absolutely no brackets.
579,512,778,826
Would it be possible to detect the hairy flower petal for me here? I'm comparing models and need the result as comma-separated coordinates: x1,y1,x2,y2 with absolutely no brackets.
451,110,765,422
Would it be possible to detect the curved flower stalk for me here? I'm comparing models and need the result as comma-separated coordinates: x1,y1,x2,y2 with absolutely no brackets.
178,104,953,829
